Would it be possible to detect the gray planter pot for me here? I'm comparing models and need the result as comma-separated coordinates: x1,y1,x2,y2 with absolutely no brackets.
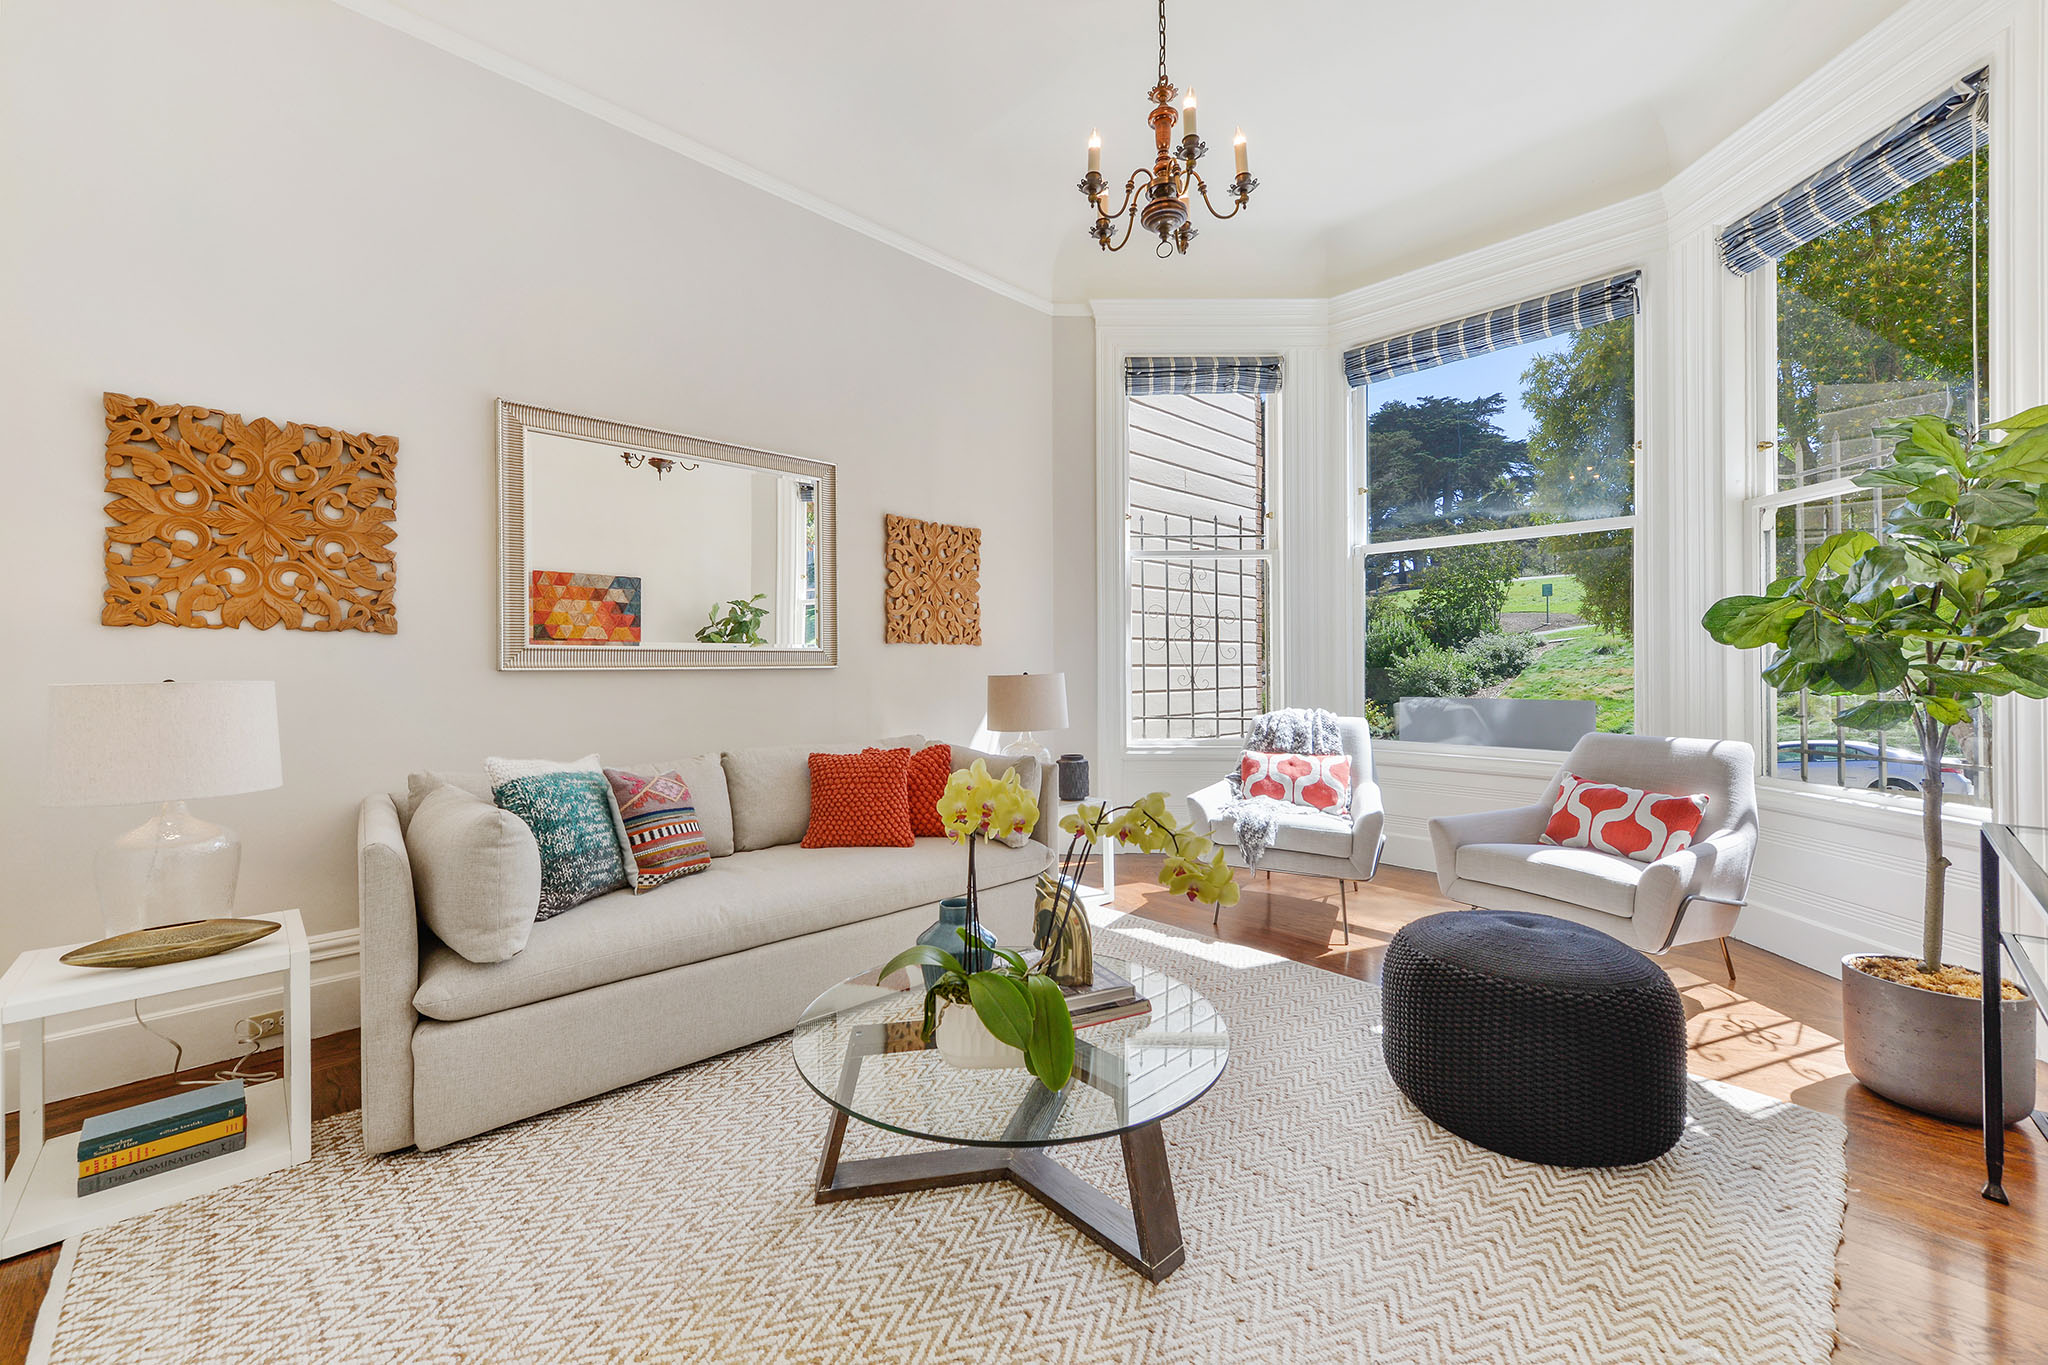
1841,954,2036,1127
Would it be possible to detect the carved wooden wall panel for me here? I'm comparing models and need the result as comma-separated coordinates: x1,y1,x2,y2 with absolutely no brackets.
883,514,980,645
101,392,398,632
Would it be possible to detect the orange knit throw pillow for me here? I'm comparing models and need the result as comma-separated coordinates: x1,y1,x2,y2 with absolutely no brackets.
906,743,952,837
802,748,915,849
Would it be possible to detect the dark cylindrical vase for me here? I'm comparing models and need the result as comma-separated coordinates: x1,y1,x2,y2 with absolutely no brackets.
1057,754,1090,802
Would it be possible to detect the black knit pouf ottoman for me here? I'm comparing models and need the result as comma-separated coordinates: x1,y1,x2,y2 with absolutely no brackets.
1380,909,1687,1167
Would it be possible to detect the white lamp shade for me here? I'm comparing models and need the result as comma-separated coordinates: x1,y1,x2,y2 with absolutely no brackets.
987,672,1068,733
43,681,283,807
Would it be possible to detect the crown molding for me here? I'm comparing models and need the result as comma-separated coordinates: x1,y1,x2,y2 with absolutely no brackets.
326,0,1063,316
1662,0,2021,239
1088,297,1330,338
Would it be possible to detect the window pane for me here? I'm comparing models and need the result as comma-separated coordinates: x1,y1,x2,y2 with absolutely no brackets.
1770,692,1990,805
1128,392,1265,552
1775,144,1987,488
1128,556,1268,742
1767,132,1990,804
1363,530,1632,749
1363,317,1633,541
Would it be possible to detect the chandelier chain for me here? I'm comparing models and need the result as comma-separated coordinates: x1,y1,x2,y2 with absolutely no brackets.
1157,0,1168,85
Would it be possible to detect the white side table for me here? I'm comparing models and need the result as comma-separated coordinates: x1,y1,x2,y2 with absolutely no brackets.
0,909,311,1257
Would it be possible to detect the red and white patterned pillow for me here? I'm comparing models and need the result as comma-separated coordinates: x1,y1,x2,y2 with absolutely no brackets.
1239,750,1352,816
1541,772,1709,865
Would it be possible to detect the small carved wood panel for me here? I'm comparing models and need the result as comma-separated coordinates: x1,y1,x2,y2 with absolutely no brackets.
101,392,398,632
884,513,980,645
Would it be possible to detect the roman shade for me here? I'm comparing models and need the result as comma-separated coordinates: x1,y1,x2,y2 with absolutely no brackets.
1124,355,1283,396
1718,68,1987,275
1343,273,1641,388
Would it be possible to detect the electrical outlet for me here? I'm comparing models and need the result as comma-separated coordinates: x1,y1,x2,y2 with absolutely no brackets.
240,1010,284,1044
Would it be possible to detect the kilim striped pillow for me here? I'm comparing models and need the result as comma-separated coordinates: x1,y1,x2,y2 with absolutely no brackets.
602,768,712,891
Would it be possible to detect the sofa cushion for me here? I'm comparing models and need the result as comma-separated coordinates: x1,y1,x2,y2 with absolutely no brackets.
1202,804,1354,860
604,768,712,890
412,837,1052,1022
724,745,812,851
803,748,915,849
404,783,542,964
400,770,493,829
485,754,632,917
1454,842,1642,919
613,754,734,858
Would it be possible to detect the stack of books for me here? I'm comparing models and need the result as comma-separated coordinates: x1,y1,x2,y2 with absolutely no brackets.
75,1079,247,1197
1063,963,1151,1030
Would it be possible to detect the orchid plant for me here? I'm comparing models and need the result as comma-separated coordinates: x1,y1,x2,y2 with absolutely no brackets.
878,761,1078,1090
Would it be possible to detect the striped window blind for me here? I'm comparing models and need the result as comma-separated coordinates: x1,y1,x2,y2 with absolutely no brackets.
1342,272,1641,388
1718,69,1987,275
1124,355,1283,397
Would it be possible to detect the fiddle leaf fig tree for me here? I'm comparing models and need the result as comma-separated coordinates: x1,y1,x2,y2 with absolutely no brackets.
1702,407,2048,973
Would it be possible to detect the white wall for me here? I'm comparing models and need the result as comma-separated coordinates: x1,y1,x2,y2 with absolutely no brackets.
0,0,1053,1099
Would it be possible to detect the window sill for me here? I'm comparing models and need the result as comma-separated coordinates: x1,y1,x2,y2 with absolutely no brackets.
1754,776,1993,828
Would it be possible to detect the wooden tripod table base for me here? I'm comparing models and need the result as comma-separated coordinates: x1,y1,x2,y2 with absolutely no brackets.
814,1109,1187,1283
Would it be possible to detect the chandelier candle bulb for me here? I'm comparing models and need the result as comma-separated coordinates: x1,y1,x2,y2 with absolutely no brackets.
1088,130,1101,174
1234,128,1247,176
1181,92,1197,139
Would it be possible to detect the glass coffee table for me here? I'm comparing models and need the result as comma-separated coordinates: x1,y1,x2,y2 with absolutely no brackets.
791,953,1227,1282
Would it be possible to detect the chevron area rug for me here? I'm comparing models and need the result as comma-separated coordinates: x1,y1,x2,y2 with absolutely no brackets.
37,918,1848,1364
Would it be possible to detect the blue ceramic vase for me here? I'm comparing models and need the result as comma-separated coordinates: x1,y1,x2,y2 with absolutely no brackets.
918,896,996,987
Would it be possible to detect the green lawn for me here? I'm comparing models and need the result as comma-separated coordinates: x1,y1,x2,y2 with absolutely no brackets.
1502,574,1584,617
1503,628,1635,733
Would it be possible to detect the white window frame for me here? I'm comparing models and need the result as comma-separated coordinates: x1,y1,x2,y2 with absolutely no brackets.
1742,228,1997,810
1120,387,1282,752
1349,291,1646,758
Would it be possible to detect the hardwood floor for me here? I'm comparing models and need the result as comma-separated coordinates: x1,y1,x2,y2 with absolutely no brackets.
2,864,2040,1362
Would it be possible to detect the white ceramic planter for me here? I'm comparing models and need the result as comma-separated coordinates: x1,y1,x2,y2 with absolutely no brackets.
934,1002,1026,1070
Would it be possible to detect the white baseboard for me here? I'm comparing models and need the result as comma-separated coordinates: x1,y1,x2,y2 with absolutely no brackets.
4,929,360,1112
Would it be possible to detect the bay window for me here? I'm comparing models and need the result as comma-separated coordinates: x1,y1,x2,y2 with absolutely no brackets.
1347,275,1641,750
1728,69,1991,802
1123,356,1279,744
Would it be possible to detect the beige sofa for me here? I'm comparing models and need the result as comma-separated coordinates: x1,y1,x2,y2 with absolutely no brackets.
357,742,1054,1152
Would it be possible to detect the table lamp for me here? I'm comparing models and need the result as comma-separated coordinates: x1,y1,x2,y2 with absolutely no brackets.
42,681,283,938
987,672,1068,768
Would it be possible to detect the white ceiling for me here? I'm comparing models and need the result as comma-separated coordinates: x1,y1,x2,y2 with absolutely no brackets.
370,0,1910,307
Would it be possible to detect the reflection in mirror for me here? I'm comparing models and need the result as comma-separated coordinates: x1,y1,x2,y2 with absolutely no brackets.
522,429,821,651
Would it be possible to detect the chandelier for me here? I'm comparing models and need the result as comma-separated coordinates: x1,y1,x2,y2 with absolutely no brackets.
1077,0,1257,256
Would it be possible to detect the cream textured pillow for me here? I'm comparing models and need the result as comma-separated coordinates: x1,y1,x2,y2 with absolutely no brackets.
949,746,1041,848
404,783,543,963
723,745,813,851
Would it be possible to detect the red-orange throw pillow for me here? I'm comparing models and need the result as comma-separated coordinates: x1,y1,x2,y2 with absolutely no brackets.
906,743,952,837
802,748,915,849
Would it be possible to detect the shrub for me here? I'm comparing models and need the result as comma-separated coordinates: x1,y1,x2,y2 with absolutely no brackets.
1386,643,1479,699
1364,611,1428,669
1459,631,1538,685
1408,543,1517,648
1363,701,1397,739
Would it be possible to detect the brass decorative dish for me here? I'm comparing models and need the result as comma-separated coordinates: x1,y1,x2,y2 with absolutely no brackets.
60,918,281,969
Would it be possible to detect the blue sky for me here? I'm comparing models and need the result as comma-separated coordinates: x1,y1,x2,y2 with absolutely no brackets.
1364,332,1572,442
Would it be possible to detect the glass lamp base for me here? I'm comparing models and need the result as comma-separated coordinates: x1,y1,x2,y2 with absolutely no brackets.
93,801,243,939
1002,733,1055,768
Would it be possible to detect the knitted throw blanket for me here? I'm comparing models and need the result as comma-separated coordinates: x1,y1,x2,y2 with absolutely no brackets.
1223,708,1347,868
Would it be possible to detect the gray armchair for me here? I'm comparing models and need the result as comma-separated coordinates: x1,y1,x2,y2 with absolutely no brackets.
1427,733,1757,980
1186,716,1387,941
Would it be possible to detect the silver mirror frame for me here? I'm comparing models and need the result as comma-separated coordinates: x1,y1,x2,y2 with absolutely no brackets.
496,399,837,671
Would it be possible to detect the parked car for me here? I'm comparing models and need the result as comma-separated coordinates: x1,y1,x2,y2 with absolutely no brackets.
1772,739,1975,796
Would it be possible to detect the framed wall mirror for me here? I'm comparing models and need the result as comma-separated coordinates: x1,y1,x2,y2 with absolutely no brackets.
497,400,836,670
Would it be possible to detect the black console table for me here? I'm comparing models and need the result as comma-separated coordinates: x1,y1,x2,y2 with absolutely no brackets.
1978,824,2048,1203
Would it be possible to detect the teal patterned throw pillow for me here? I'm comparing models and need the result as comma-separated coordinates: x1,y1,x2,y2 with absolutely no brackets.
486,755,629,917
